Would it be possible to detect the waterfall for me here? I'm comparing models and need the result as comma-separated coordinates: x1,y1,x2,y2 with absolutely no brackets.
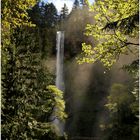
54,31,65,136
56,31,65,91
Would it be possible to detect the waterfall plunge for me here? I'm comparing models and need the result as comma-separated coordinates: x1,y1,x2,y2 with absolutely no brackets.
54,31,65,136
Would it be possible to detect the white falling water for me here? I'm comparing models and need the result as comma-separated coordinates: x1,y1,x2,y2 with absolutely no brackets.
56,31,65,91
54,31,65,136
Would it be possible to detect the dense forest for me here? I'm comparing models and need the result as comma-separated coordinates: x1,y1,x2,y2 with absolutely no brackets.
2,0,139,140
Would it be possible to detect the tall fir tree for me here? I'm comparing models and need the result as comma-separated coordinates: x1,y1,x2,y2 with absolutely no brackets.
44,3,58,27
60,3,69,20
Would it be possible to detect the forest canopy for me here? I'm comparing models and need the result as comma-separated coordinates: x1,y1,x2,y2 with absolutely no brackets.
1,0,139,139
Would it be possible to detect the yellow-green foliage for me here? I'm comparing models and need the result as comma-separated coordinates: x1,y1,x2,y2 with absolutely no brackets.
47,85,67,121
78,0,139,67
2,0,36,47
2,0,37,70
2,0,36,28
105,84,132,112
103,83,138,139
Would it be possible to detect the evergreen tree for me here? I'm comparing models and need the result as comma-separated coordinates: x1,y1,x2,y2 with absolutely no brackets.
28,2,42,27
28,2,58,58
44,3,58,27
28,2,58,28
60,3,69,20
73,0,80,10
2,0,67,139
2,25,66,139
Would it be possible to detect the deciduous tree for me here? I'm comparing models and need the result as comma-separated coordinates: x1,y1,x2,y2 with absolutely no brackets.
78,0,139,67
